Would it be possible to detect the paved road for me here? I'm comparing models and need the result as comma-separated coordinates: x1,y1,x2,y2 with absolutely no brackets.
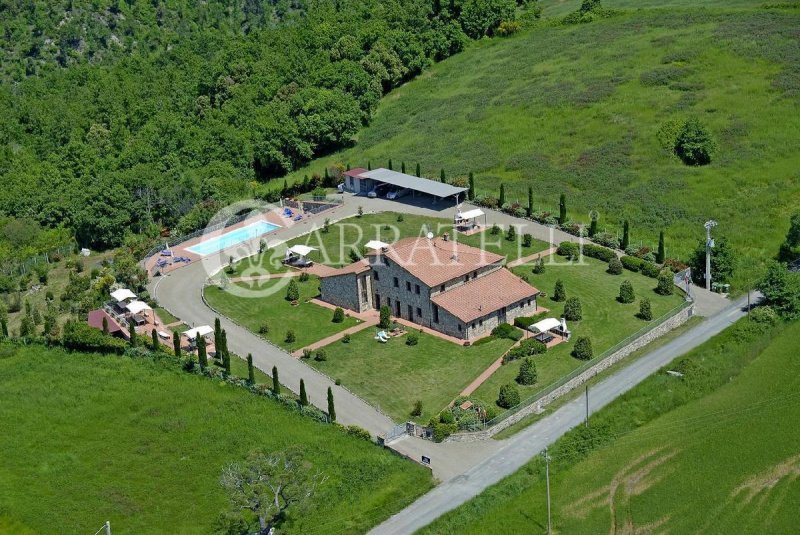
370,294,752,534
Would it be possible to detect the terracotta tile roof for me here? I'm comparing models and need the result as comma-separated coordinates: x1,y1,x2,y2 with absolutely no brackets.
431,268,539,323
88,309,124,333
343,167,368,178
320,259,371,277
368,237,504,287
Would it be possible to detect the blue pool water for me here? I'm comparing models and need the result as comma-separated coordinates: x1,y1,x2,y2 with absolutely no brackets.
187,221,280,256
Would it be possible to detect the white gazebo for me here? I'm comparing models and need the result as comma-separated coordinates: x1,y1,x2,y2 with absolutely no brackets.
528,317,570,343
125,300,152,316
454,208,486,230
110,288,137,302
364,240,390,251
183,325,214,340
284,244,318,267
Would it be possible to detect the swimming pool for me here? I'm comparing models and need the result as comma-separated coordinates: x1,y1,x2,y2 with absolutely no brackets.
187,221,280,256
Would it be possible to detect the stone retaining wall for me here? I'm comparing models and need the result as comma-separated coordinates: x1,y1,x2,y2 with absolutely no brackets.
446,302,694,442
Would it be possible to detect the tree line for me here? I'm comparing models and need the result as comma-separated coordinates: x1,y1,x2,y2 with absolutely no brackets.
0,0,527,249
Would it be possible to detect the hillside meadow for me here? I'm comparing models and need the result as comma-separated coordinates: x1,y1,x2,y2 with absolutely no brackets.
0,344,432,534
422,317,799,534
286,5,800,287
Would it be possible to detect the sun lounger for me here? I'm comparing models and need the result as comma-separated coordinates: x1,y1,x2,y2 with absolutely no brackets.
375,330,390,343
293,215,303,221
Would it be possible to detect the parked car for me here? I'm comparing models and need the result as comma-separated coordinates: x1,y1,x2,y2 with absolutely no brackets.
386,187,410,200
367,183,390,198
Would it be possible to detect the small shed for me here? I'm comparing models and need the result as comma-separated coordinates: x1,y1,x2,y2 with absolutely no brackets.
454,208,486,230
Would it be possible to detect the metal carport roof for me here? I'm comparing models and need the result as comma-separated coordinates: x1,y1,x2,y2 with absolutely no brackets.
359,168,467,198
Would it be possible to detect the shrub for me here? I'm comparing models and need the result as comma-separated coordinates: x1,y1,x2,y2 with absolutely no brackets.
285,279,300,301
342,333,351,343
314,348,327,361
750,306,778,326
583,243,616,262
332,307,345,323
298,271,310,282
491,323,522,341
62,321,127,354
557,242,579,259
504,338,547,363
506,226,516,242
656,270,674,295
490,224,501,235
258,322,270,335
592,232,618,248
301,348,312,359
516,358,538,385
607,257,623,275
406,332,419,346
345,425,372,442
618,280,635,303
621,255,644,272
532,257,546,274
522,233,533,248
411,400,423,417
497,383,521,409
563,297,582,321
640,261,661,278
379,305,391,329
553,279,566,301
496,20,521,36
675,117,716,166
285,329,296,343
638,298,653,321
572,336,593,360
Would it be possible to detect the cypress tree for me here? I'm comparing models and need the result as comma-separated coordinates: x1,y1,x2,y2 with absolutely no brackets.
589,214,598,237
151,329,159,351
173,333,181,357
415,163,421,177
247,353,255,384
214,318,222,348
282,179,288,196
401,161,406,174
656,230,666,264
219,329,228,360
346,163,351,171
559,193,567,224
272,365,280,395
622,220,630,250
128,318,137,347
388,159,393,170
102,316,109,335
299,379,309,406
327,386,336,422
527,186,534,217
367,160,371,171
324,167,330,185
440,168,446,183
468,172,475,200
499,183,506,206
197,334,207,370
0,318,7,338
221,330,231,375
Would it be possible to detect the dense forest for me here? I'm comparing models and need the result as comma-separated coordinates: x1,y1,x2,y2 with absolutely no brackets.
0,0,527,251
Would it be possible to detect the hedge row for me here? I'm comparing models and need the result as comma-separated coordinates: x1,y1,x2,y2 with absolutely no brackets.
503,338,547,364
556,241,616,263
621,255,662,278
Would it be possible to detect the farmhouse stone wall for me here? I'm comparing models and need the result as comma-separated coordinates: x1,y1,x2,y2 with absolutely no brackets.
446,302,694,442
319,273,361,312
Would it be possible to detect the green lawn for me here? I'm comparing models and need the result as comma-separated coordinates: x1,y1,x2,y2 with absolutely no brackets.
538,0,766,17
457,228,551,262
470,256,685,406
284,7,800,288
309,330,515,423
153,306,179,325
204,277,359,351
0,344,432,534
422,318,798,534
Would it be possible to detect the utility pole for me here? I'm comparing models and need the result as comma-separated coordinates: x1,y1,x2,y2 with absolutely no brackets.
585,385,589,427
704,220,717,291
544,447,552,534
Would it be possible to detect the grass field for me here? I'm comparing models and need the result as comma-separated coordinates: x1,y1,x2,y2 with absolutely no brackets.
285,5,800,288
538,0,768,17
204,276,359,351
469,255,685,406
308,330,515,423
0,344,432,534
422,317,797,534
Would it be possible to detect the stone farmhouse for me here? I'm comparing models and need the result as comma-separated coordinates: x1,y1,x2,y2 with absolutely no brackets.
319,236,540,340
